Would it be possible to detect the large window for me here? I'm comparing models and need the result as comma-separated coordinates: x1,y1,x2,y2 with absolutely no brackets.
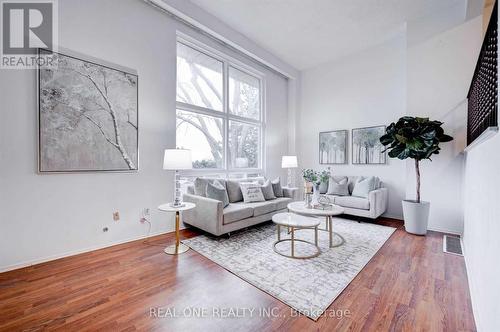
176,39,264,174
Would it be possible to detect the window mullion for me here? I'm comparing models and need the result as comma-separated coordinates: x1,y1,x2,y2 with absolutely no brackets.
223,60,229,176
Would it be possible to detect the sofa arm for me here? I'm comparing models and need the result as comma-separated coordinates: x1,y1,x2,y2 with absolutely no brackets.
182,193,223,236
283,187,298,200
368,188,388,218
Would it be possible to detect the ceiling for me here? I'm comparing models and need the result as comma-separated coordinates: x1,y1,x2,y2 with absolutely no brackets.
188,0,468,70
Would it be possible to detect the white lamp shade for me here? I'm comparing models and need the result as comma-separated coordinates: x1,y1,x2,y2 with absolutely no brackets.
163,149,192,170
281,155,298,168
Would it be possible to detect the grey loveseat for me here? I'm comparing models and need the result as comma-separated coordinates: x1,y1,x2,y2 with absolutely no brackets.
182,177,298,236
322,176,388,219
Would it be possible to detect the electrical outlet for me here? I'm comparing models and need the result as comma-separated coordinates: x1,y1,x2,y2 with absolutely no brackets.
113,212,120,221
140,208,150,223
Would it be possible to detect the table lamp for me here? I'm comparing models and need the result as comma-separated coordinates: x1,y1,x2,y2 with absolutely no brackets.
281,155,298,187
163,148,192,207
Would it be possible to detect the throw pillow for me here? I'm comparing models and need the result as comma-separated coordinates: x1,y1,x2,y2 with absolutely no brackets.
261,179,276,200
327,176,349,196
206,180,229,207
226,180,244,203
271,177,283,197
240,182,265,203
351,176,376,198
194,178,211,197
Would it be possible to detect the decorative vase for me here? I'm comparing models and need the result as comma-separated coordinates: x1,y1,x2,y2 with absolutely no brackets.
318,181,328,194
304,181,313,194
402,200,430,235
312,183,320,206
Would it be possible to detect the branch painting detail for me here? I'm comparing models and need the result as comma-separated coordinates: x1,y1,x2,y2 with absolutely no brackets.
38,49,138,172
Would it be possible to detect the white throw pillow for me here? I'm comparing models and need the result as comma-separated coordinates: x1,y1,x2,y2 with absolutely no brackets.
240,182,265,203
351,176,376,198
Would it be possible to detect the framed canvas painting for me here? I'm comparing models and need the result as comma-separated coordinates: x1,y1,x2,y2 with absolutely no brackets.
38,48,138,172
352,126,387,164
319,130,347,164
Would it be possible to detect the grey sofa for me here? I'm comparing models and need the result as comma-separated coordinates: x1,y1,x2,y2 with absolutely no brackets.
322,176,388,219
182,177,298,236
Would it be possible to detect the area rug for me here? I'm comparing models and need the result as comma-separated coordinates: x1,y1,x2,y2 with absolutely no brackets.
182,218,396,320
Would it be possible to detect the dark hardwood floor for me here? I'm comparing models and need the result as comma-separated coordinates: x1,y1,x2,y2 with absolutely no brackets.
0,218,476,331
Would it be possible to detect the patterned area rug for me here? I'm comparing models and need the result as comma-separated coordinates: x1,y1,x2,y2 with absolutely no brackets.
182,218,396,320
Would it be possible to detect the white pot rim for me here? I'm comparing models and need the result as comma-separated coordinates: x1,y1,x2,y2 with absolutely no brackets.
403,200,430,205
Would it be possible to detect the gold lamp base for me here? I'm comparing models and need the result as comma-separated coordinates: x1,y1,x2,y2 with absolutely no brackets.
164,243,190,255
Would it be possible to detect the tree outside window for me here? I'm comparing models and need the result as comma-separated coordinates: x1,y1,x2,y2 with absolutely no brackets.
175,41,263,172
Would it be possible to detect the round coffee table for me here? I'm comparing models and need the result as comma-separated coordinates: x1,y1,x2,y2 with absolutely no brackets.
272,212,321,259
287,201,345,248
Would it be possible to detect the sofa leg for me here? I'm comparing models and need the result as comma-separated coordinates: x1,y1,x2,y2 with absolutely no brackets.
227,232,231,238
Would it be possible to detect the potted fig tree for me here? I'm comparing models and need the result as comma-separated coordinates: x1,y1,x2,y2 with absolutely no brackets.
380,117,453,235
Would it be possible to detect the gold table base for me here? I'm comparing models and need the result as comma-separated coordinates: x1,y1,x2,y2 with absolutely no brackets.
164,211,190,255
164,243,190,255
274,225,321,259
288,215,345,248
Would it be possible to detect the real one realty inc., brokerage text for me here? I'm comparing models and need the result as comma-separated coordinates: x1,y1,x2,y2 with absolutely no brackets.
150,306,352,319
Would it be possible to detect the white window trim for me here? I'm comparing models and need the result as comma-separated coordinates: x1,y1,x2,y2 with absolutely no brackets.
176,32,266,177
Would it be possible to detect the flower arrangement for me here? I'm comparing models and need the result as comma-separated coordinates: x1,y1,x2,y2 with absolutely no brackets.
318,168,331,184
302,169,319,184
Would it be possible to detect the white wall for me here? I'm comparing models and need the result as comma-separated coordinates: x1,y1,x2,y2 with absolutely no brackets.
0,0,290,272
463,133,500,332
462,4,500,331
406,16,482,234
298,36,407,219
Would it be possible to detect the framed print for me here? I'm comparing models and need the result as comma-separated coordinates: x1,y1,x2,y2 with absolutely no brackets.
352,126,387,164
319,130,347,164
38,48,138,172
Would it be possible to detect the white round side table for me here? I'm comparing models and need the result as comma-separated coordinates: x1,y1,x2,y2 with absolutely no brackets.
158,202,196,255
272,212,321,259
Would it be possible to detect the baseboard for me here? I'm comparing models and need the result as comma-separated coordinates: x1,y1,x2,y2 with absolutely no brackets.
381,213,403,221
426,226,462,236
462,244,481,331
0,227,182,273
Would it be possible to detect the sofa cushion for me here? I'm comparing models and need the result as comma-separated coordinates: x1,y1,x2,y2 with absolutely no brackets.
206,180,229,207
345,176,381,193
240,182,265,203
223,204,254,225
261,179,276,200
352,176,376,198
271,177,283,197
226,180,244,203
327,176,349,196
274,197,292,210
194,178,226,197
234,201,277,217
333,195,370,210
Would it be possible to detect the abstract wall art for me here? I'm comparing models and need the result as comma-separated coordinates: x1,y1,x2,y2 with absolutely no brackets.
352,126,386,164
319,130,347,164
38,48,138,172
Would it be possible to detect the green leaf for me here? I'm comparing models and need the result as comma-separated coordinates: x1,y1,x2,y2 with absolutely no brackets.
395,134,407,144
439,134,453,142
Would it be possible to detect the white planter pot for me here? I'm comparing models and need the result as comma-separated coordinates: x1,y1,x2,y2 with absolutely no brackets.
402,200,430,235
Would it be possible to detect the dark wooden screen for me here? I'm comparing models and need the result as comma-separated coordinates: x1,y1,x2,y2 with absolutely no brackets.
467,1,498,145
